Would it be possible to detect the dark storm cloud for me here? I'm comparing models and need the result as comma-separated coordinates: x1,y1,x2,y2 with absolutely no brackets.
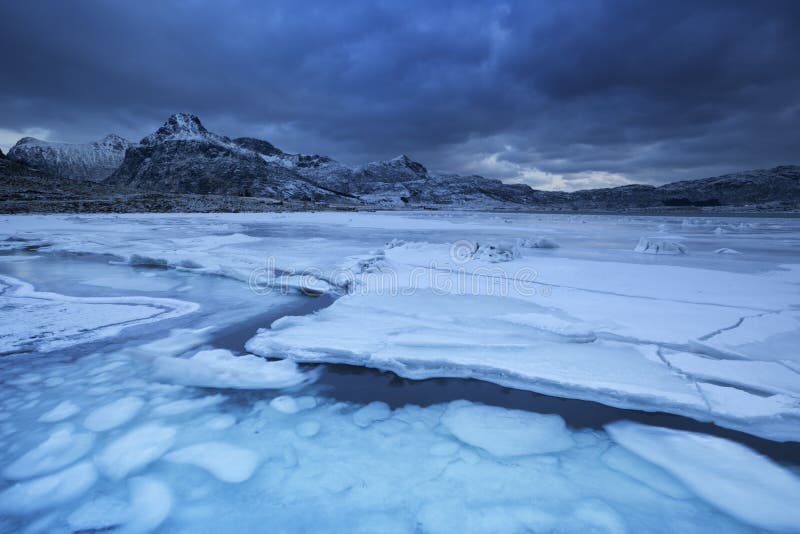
1,0,798,189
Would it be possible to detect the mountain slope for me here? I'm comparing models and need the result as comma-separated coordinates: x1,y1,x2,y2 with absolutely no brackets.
7,134,132,182
106,114,349,202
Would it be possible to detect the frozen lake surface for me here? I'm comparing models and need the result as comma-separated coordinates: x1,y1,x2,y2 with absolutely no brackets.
1,211,799,532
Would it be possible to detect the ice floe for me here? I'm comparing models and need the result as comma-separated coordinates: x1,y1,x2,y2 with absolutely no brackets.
154,348,317,390
37,400,80,423
440,402,574,457
606,421,800,531
94,423,177,480
3,425,94,480
83,396,144,432
165,442,259,482
0,462,97,514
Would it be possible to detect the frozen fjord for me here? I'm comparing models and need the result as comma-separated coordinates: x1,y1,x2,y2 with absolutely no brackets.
0,211,800,532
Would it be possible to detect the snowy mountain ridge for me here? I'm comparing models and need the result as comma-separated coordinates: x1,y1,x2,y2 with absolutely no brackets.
7,134,133,182
6,113,800,209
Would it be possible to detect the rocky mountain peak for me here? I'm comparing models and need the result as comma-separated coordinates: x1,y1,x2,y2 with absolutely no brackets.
14,136,45,147
96,134,133,150
0,148,4,159
142,113,211,145
386,154,428,176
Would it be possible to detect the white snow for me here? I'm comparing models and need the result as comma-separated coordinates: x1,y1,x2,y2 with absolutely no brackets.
165,442,259,483
154,348,316,389
606,421,800,531
440,402,574,457
83,396,144,431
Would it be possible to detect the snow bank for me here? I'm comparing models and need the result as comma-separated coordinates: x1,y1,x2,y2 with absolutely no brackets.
606,421,800,531
154,349,318,390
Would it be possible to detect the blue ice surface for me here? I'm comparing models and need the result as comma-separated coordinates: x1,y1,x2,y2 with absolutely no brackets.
0,247,797,533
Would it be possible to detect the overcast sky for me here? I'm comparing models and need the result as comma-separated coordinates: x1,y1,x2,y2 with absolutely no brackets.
1,0,798,190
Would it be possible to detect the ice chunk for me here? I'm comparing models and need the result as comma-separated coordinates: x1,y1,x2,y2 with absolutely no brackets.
95,423,177,480
270,395,316,414
606,421,800,531
83,396,144,432
3,425,94,480
714,248,741,254
440,402,574,457
165,442,259,483
151,394,226,417
634,237,687,254
123,476,173,532
38,400,80,423
600,445,691,499
352,401,391,428
517,237,559,249
66,477,172,533
471,241,519,262
154,348,317,390
0,462,97,514
205,414,236,430
295,421,321,438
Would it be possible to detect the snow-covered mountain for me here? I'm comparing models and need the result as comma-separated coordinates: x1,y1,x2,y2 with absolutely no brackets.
6,113,800,209
7,134,132,182
106,114,347,202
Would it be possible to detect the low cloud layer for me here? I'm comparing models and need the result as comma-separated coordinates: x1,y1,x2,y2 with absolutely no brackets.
2,1,798,190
